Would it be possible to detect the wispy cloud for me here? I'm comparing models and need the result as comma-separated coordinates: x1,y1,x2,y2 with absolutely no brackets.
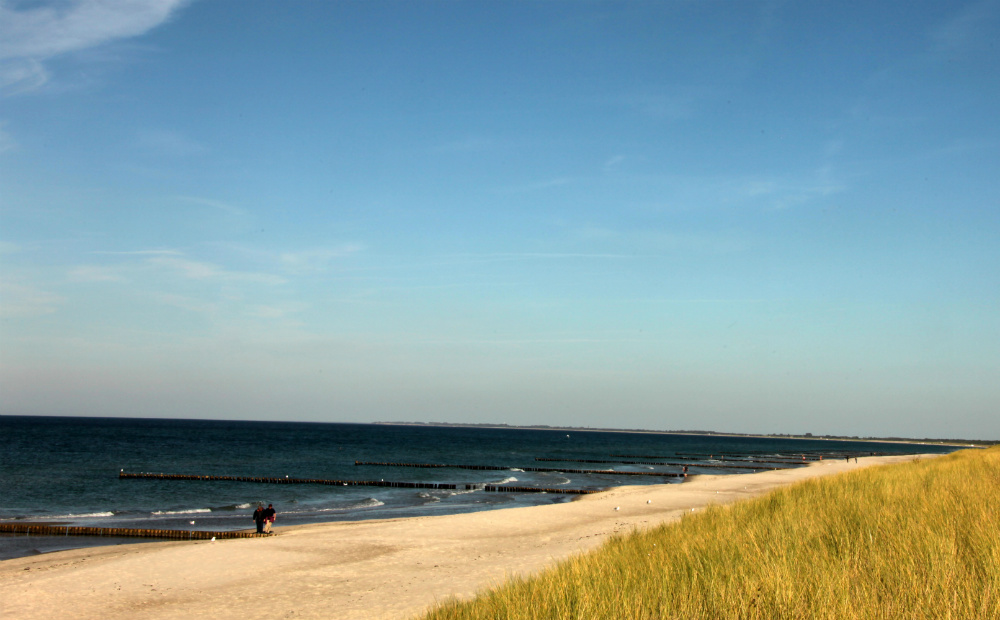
732,167,845,211
604,89,699,121
279,245,364,273
605,167,846,215
461,252,640,261
357,252,642,272
0,121,16,153
603,155,625,170
930,0,999,55
0,0,191,93
174,195,246,216
0,279,64,317
0,57,47,94
499,177,574,193
244,302,308,320
146,291,216,314
68,265,125,282
90,249,182,256
411,336,651,346
137,128,206,157
147,256,286,285
555,221,753,256
432,135,505,153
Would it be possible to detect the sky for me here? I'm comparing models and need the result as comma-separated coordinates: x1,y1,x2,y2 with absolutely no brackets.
1,0,998,439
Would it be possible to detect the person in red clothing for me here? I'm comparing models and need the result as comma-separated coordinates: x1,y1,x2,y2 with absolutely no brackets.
263,503,276,534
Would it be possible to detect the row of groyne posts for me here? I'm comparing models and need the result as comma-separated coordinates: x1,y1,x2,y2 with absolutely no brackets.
0,522,263,540
4,449,880,541
116,470,603,494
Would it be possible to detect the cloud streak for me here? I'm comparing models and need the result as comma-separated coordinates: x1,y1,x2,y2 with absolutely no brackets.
603,89,700,122
279,245,364,273
68,265,125,283
137,128,207,157
0,120,17,153
0,0,191,91
90,249,182,256
0,279,64,317
147,256,286,285
929,0,999,55
175,195,246,216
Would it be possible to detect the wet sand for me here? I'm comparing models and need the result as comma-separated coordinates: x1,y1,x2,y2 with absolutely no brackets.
0,453,934,620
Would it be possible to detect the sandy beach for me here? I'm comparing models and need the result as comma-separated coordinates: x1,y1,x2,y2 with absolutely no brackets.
1,453,934,620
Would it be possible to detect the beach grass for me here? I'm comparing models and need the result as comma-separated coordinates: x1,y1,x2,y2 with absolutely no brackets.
420,447,1000,619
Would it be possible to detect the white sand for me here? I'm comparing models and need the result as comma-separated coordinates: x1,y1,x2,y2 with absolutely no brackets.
0,454,934,620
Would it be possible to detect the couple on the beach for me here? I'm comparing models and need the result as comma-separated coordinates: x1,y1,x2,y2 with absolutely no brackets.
252,503,276,534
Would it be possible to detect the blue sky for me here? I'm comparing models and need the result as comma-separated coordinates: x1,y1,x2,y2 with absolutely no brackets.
1,0,998,439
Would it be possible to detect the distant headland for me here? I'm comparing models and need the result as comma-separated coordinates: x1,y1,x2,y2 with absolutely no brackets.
373,421,996,447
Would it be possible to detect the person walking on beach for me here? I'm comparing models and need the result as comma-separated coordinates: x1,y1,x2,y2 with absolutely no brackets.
263,503,276,534
252,504,265,534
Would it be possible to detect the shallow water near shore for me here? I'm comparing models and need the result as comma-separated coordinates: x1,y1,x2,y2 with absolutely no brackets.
0,415,955,560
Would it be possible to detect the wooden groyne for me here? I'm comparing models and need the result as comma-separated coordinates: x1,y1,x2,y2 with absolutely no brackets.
482,485,599,495
119,471,600,494
354,461,687,478
356,461,511,471
0,523,263,540
534,457,785,471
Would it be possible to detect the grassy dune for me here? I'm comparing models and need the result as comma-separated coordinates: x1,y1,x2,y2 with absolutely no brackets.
421,448,1000,619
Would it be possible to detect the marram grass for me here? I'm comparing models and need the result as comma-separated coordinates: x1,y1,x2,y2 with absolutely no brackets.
420,447,1000,620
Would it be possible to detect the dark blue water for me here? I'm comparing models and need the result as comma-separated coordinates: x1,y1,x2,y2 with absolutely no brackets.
0,416,954,560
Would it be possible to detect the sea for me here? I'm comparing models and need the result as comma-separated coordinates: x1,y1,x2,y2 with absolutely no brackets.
0,415,957,561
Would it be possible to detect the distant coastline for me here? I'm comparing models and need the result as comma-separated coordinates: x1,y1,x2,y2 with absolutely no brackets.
2,413,990,447
373,421,995,448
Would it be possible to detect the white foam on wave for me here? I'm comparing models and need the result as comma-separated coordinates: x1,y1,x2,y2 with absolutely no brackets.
235,503,251,509
151,508,212,515
295,498,387,513
495,476,518,485
27,511,115,520
510,468,525,472
314,497,385,512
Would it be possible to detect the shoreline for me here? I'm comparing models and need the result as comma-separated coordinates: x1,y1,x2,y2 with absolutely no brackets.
1,452,939,620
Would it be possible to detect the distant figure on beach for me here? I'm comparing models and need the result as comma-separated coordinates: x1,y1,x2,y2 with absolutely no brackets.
263,503,276,534
252,504,265,533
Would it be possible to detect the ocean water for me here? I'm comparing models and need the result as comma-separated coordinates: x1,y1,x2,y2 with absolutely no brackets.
0,416,954,560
